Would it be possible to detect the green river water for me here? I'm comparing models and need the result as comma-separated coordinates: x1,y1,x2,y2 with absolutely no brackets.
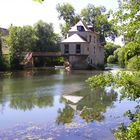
0,68,138,140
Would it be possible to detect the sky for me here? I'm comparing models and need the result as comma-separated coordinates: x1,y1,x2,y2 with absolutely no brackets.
0,0,122,45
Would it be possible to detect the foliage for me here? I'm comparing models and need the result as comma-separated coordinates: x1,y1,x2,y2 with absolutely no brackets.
107,55,116,63
87,70,140,140
116,41,140,68
33,20,60,52
87,71,140,100
104,42,121,62
127,56,140,70
56,3,80,38
80,4,117,41
113,106,140,140
33,20,60,66
56,3,76,26
6,26,36,70
56,3,117,40
5,20,61,69
113,0,140,43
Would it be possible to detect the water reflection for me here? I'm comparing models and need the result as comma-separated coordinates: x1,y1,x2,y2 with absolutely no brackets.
57,88,117,124
10,95,53,111
0,69,117,124
0,69,138,140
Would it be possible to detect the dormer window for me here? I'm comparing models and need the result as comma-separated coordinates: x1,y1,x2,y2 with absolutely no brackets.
77,25,84,31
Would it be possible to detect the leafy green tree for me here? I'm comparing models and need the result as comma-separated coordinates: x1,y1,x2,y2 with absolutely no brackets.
127,56,140,70
117,41,140,68
33,20,60,66
56,3,80,38
80,4,117,41
56,3,76,26
107,55,116,63
104,42,121,62
113,0,140,43
33,20,60,52
6,26,36,70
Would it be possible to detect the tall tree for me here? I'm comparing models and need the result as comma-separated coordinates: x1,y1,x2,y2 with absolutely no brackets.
112,0,140,69
56,3,80,38
6,26,36,69
80,4,117,41
33,20,60,52
113,0,140,43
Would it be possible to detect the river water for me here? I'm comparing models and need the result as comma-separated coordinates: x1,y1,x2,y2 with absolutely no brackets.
0,68,138,140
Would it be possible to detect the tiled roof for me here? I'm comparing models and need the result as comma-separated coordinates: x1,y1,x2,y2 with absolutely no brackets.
62,33,87,43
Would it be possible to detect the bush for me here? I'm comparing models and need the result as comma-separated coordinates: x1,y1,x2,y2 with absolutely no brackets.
0,56,10,71
107,55,116,63
127,56,140,70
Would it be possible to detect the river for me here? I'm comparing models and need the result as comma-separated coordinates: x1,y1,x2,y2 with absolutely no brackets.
0,68,138,140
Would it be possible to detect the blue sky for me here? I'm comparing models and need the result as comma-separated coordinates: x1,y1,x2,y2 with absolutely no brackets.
0,0,119,32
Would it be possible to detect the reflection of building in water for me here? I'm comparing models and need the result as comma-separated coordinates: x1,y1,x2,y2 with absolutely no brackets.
57,88,117,123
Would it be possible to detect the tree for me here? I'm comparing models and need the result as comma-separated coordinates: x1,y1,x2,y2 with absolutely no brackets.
33,20,60,66
116,41,140,68
80,4,117,41
6,26,36,70
33,20,60,52
113,0,140,43
127,56,140,70
104,42,121,62
56,3,76,26
56,3,80,38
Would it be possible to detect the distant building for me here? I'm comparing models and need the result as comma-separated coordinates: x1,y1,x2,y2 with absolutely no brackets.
0,27,9,54
60,20,104,69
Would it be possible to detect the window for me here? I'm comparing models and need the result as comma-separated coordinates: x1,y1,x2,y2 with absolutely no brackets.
76,44,81,53
64,44,69,54
77,26,84,31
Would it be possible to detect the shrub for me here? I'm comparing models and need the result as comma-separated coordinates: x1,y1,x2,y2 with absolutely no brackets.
107,55,116,63
127,56,140,70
